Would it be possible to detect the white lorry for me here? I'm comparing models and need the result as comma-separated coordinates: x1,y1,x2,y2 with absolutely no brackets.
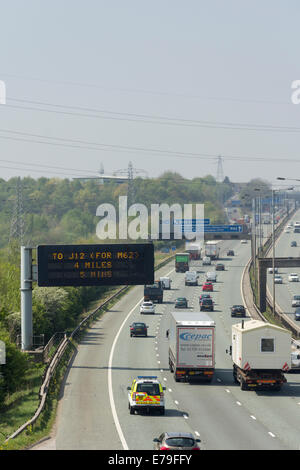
184,271,198,286
185,242,202,260
202,241,220,260
168,312,216,382
229,320,291,391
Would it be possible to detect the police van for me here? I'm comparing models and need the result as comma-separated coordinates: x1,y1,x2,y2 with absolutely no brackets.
127,376,166,415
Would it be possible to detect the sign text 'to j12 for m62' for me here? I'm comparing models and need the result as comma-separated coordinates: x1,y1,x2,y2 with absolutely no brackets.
37,244,154,287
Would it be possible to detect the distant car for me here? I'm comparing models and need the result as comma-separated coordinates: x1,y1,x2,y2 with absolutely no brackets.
206,271,217,282
202,282,213,292
175,297,188,308
153,432,201,451
291,241,297,247
215,263,225,271
140,301,156,314
202,256,211,265
274,275,283,284
288,273,299,282
290,351,300,370
268,267,278,274
199,293,211,302
284,228,291,233
130,322,148,337
240,239,248,244
295,308,300,321
200,298,214,311
292,295,300,307
231,305,246,317
227,250,234,256
294,227,300,233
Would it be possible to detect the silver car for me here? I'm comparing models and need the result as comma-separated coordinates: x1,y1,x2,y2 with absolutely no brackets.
292,295,300,308
140,301,156,314
290,351,300,371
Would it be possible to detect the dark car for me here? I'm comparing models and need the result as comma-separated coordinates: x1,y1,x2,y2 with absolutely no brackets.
215,263,225,271
130,322,148,337
199,293,211,302
153,432,200,451
295,308,300,321
291,241,297,247
227,250,234,256
231,305,246,317
200,298,214,311
175,297,188,308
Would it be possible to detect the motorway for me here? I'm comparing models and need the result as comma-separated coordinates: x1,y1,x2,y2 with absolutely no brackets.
266,211,300,333
50,239,300,450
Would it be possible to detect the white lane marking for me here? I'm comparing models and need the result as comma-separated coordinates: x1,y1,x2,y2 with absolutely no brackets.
108,267,175,450
175,400,179,405
236,401,242,406
250,415,256,420
183,414,188,419
268,432,276,438
225,389,230,393
108,295,143,450
195,431,200,437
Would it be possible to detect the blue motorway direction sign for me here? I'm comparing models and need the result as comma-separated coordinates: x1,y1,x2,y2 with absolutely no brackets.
181,224,243,233
174,218,210,225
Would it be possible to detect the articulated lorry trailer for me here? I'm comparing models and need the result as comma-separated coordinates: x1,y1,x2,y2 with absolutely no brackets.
230,320,291,391
202,241,220,260
168,312,215,382
185,242,202,260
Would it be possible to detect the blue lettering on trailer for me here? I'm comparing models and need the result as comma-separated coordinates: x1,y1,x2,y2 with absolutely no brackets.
180,332,212,341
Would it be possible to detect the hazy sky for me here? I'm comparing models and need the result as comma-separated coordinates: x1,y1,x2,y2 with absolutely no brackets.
0,0,300,185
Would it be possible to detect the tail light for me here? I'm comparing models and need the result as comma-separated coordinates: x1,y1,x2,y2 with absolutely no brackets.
132,393,136,400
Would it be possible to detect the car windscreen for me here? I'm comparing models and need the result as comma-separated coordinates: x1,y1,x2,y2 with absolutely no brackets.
136,383,160,395
133,323,145,327
165,437,195,447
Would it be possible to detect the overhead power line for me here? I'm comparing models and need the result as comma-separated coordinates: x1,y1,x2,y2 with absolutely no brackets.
1,127,300,165
3,97,300,133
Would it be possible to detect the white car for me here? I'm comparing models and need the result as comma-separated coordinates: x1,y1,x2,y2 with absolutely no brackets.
240,239,248,244
284,228,291,233
274,275,283,284
288,273,299,282
206,271,217,282
140,301,156,314
292,295,300,307
290,351,300,370
268,267,278,274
